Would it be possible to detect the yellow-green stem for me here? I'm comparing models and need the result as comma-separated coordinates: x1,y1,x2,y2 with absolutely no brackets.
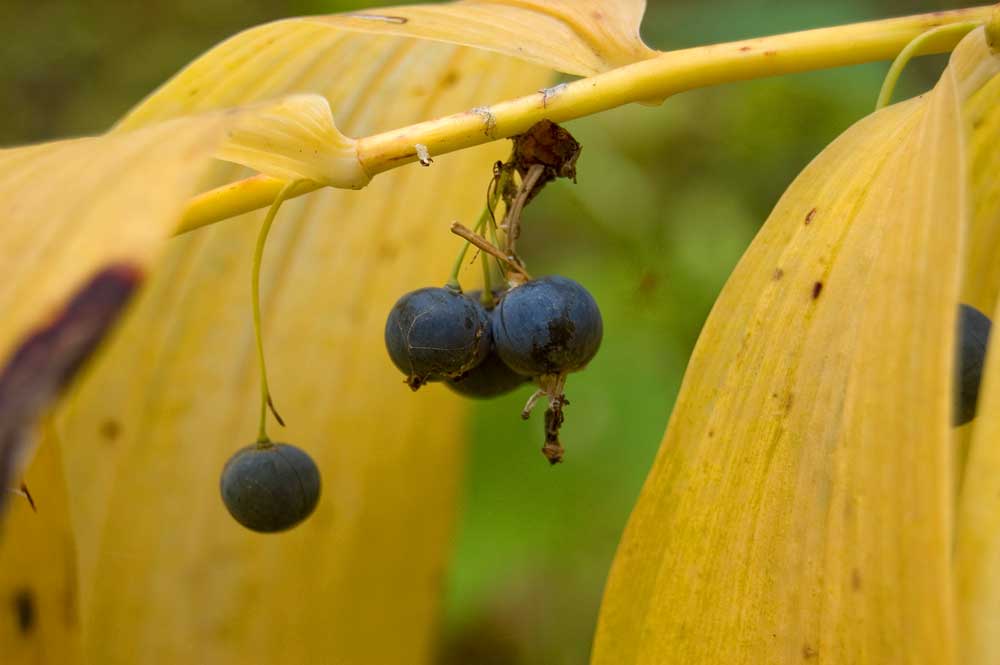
252,180,300,443
447,206,492,289
176,5,994,235
480,249,494,308
876,21,982,110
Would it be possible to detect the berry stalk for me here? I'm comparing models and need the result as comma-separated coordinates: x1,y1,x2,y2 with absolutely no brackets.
251,180,300,443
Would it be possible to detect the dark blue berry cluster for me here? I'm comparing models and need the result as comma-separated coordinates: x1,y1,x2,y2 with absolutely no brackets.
385,276,602,463
383,119,596,462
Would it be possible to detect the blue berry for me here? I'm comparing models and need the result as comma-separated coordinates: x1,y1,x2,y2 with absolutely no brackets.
220,442,321,532
494,276,602,377
447,343,531,399
385,287,491,390
955,303,992,426
446,290,530,399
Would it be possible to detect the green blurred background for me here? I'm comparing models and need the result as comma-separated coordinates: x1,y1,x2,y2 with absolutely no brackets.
2,1,966,662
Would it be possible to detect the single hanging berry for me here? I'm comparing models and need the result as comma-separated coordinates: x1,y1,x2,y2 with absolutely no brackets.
220,441,322,533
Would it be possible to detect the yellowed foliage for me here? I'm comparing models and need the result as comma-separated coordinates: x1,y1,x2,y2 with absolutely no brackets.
593,27,1000,665
215,94,370,188
310,0,656,75
0,421,79,664
955,70,1000,665
0,114,229,373
0,2,652,664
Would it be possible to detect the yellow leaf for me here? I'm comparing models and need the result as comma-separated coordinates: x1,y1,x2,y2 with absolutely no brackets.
955,64,1000,665
0,114,227,370
310,0,656,75
72,57,548,665
0,95,380,665
116,0,652,186
0,421,79,664
0,1,655,663
215,94,370,188
593,27,1000,665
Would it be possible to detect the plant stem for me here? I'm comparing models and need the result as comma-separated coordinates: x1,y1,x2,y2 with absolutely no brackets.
875,21,982,110
503,164,545,256
252,180,300,444
175,6,993,235
447,206,492,289
450,222,530,280
480,248,494,308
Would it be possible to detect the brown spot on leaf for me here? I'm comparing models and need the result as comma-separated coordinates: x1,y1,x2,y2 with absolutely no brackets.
377,242,399,260
805,207,817,224
739,45,752,52
100,419,121,442
774,268,784,280
439,70,460,89
12,588,35,635
764,50,778,56
851,568,862,591
802,644,818,659
812,281,824,299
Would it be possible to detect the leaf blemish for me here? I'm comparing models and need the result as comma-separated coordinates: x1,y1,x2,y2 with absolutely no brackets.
774,268,784,280
812,281,824,299
100,419,121,442
415,144,433,167
471,106,497,137
351,13,408,24
739,46,752,52
439,70,460,89
12,588,35,635
539,83,568,109
805,207,817,224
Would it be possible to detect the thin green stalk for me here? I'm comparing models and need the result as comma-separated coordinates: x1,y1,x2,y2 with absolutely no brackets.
446,205,493,290
252,179,301,444
480,249,494,308
875,21,982,110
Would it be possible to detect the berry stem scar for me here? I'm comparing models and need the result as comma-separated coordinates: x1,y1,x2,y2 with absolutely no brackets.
251,179,301,444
